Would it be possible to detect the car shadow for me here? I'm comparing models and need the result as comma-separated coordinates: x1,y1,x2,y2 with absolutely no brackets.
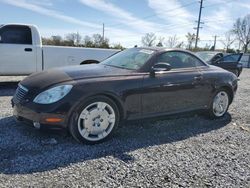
0,113,231,174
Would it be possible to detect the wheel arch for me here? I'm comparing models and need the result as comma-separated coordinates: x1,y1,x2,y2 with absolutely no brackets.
96,93,125,121
80,60,100,65
67,92,125,127
219,85,234,104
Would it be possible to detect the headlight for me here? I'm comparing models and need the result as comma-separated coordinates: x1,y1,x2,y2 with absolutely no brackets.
33,85,73,104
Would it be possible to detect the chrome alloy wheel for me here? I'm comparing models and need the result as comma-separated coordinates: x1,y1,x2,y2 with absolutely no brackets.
212,91,229,117
77,102,116,141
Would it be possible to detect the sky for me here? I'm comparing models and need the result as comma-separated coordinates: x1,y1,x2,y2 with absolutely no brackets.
0,0,250,49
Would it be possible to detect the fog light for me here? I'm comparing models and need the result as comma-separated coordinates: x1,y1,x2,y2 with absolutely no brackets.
33,122,41,129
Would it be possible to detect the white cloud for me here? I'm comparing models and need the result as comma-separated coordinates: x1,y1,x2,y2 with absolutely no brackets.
147,0,195,29
238,2,250,10
0,0,142,47
78,0,199,46
78,0,163,33
203,7,233,32
27,0,54,7
0,0,101,29
2,0,247,49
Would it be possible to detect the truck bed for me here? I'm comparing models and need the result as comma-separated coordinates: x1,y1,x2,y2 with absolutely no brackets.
42,46,119,70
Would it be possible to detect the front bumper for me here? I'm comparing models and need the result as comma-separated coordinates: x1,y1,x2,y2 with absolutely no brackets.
12,101,67,129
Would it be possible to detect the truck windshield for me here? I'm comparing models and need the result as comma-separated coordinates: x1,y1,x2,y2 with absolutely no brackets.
100,48,155,70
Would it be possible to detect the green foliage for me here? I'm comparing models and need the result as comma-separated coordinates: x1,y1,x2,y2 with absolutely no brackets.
226,48,236,53
42,33,124,49
112,43,125,50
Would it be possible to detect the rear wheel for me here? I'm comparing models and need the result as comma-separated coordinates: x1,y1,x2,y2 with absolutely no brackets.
69,96,120,144
209,90,229,119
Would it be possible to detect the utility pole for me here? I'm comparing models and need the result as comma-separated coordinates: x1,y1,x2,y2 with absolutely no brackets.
102,23,105,42
213,35,218,51
194,0,204,49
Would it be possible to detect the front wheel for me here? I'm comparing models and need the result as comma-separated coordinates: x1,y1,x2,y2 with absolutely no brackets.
69,96,120,144
209,90,230,119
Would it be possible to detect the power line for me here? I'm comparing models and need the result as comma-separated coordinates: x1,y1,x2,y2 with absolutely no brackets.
204,0,236,8
106,1,197,28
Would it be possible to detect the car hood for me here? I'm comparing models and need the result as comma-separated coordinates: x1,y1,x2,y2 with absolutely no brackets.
20,64,133,90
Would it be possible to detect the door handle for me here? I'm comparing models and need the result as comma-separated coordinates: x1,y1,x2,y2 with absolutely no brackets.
24,48,32,52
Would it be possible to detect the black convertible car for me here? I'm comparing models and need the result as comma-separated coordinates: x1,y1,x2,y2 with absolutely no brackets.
12,48,238,144
196,51,243,77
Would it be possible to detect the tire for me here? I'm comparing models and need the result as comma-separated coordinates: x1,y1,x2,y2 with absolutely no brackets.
69,96,120,144
208,89,230,119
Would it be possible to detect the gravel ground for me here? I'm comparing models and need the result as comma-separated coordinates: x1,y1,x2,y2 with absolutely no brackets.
0,71,250,187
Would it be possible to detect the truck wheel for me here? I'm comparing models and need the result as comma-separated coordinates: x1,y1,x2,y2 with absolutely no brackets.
69,96,120,144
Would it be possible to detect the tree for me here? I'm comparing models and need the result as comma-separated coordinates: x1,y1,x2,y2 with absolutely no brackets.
141,33,157,47
232,14,250,53
92,34,109,48
204,43,212,51
42,37,52,45
66,32,82,46
176,41,184,49
92,34,103,47
100,38,110,48
83,35,94,47
221,31,235,52
186,32,196,50
51,35,62,46
165,35,178,48
156,36,164,47
112,43,125,50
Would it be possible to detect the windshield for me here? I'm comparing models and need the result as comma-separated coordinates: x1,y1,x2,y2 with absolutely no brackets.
100,48,155,70
196,52,217,63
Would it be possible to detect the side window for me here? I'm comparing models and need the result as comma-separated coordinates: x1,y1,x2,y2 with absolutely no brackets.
220,54,241,62
0,25,32,45
156,51,205,69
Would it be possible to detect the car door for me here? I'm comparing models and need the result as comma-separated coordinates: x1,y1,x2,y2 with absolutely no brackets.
0,25,36,75
214,53,243,74
141,51,207,117
210,53,223,64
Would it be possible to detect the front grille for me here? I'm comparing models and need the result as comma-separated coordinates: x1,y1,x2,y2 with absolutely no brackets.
13,84,28,104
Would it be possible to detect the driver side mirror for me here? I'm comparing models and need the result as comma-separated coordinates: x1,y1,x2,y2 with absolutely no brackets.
150,62,171,77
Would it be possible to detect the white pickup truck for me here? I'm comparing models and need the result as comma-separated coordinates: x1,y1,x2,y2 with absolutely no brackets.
0,24,120,75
